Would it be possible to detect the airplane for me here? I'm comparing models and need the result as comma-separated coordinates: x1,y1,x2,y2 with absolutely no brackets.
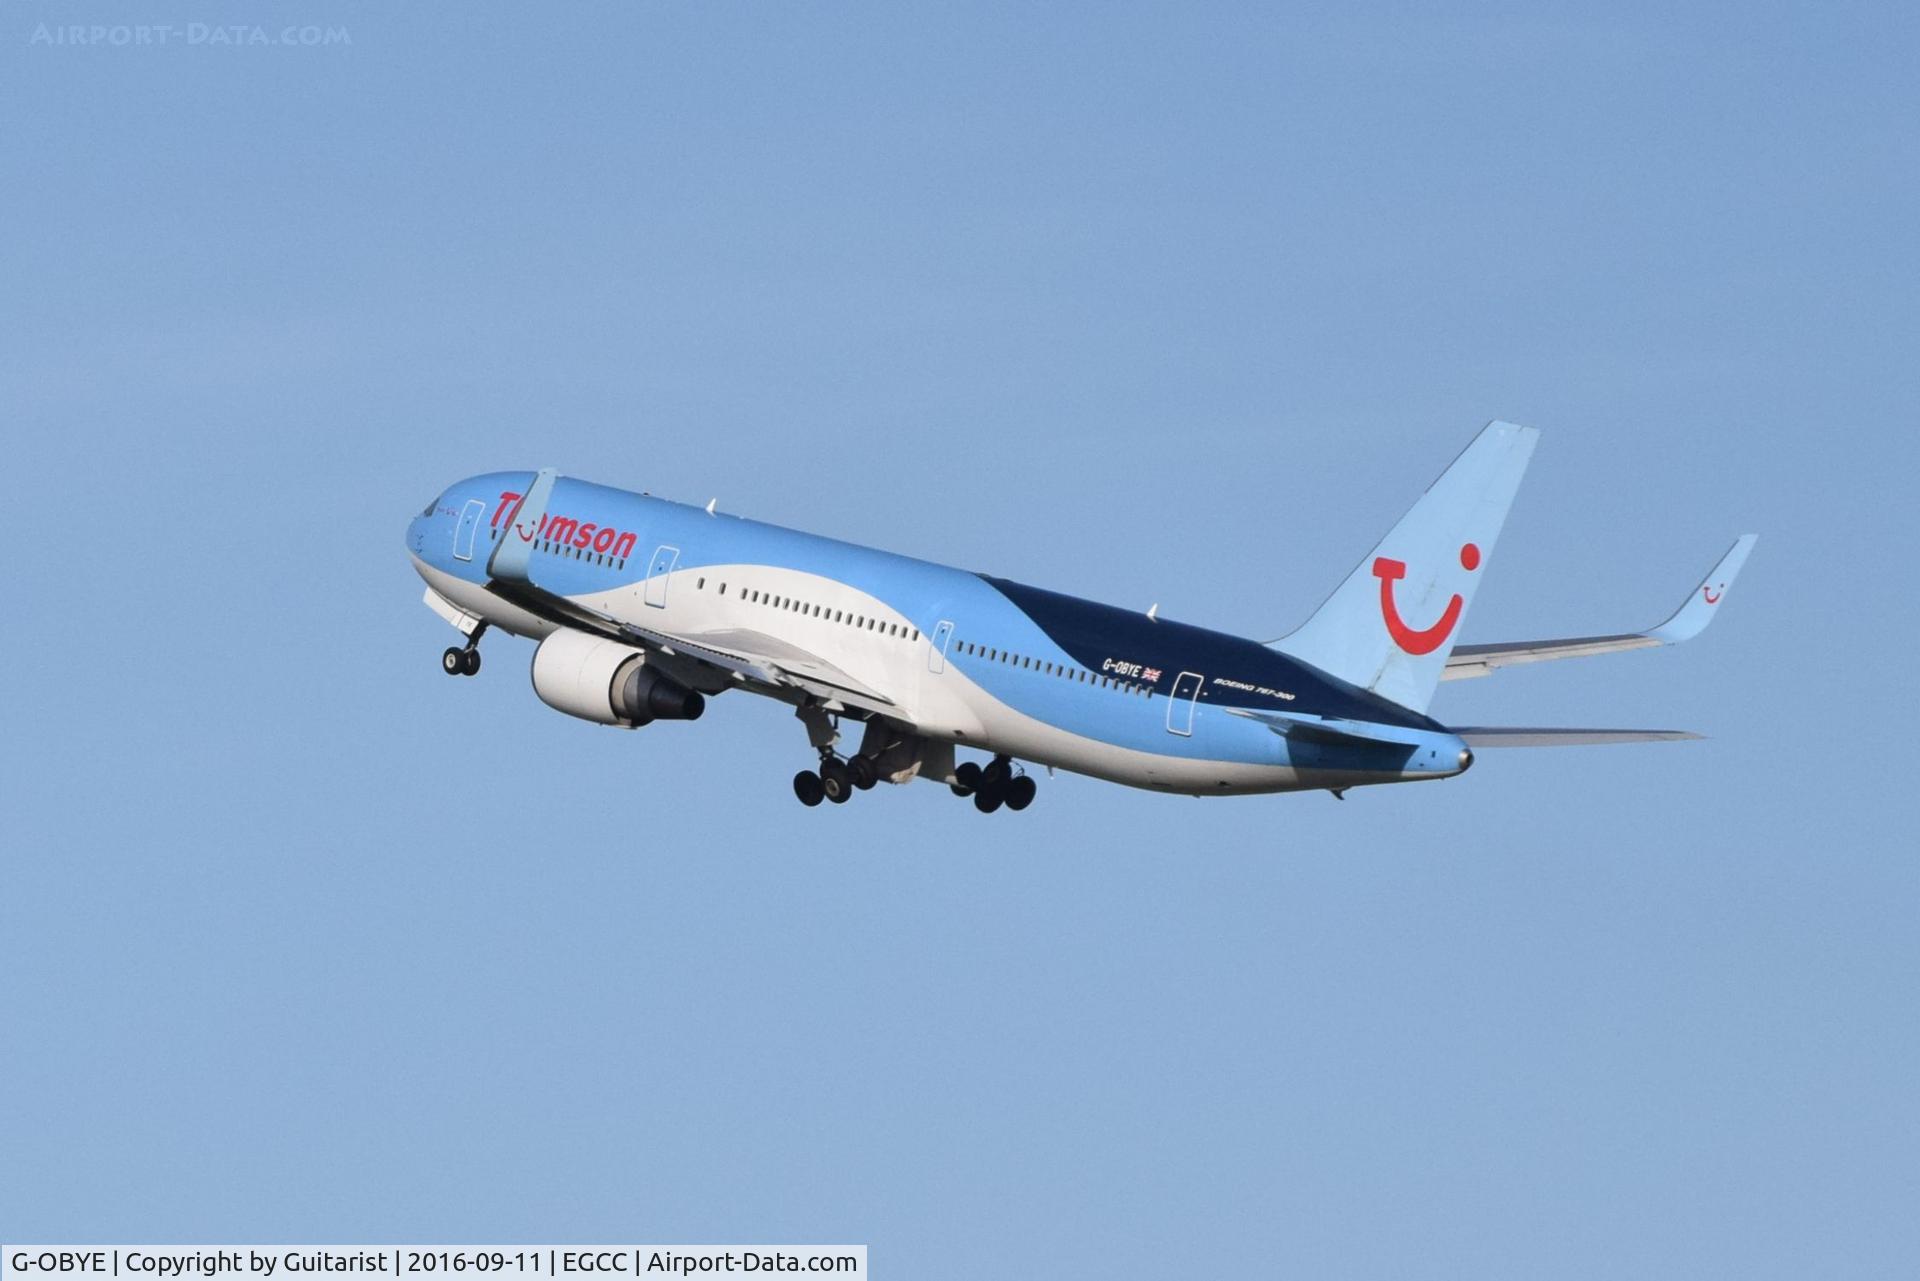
405,421,1755,811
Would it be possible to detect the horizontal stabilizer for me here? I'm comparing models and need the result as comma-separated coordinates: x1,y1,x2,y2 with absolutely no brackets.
1454,727,1702,747
1225,707,1427,748
1444,534,1756,680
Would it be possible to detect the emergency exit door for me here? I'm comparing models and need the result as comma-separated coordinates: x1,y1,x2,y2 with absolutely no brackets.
453,500,485,561
928,620,954,673
1167,671,1204,736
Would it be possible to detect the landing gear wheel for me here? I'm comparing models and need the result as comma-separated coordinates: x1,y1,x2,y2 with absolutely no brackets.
982,758,1011,789
1005,774,1037,811
820,758,852,804
973,784,1005,814
442,647,466,676
461,647,481,676
952,762,983,797
849,755,877,790
793,770,825,807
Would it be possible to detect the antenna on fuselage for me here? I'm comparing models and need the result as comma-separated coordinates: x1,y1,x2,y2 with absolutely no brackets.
705,498,718,516
1146,603,1159,622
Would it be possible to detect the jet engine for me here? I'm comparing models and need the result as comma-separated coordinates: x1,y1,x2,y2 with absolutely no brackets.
530,628,705,727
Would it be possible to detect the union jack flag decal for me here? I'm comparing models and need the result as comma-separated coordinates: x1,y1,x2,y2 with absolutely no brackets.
1142,667,1162,682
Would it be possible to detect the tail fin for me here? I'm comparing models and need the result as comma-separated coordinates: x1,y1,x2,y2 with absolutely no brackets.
1275,420,1538,713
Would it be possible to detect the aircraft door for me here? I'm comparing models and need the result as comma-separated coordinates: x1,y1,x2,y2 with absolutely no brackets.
1167,671,1204,736
643,544,679,608
928,620,954,673
453,499,485,561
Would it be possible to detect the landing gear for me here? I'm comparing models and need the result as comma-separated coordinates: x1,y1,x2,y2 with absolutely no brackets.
443,645,482,676
819,757,853,804
954,756,1036,814
848,755,877,791
793,754,865,807
440,623,486,677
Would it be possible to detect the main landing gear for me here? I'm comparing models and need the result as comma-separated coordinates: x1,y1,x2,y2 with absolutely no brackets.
793,750,880,808
439,622,487,677
791,702,885,808
949,755,1036,814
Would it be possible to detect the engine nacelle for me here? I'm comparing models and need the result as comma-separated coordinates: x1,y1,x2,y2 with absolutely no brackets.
530,629,705,727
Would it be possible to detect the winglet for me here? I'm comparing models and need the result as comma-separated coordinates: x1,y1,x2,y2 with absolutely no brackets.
1647,534,1758,644
486,468,559,583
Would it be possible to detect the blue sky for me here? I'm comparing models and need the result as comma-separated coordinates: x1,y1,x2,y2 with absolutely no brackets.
3,3,1915,1275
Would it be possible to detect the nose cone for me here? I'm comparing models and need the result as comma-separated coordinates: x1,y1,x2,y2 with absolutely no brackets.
406,514,426,554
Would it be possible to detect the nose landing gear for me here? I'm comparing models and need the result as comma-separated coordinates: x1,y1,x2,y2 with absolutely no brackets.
440,624,487,677
441,646,481,676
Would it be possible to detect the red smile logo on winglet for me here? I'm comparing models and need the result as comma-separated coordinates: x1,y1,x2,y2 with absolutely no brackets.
1702,584,1723,604
1375,543,1479,655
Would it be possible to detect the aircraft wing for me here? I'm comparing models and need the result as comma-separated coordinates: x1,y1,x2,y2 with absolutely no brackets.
483,469,896,716
1442,535,1756,681
1453,727,1702,746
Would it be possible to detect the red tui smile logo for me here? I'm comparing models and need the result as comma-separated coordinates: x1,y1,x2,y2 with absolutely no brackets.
1375,542,1479,655
1702,583,1723,604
